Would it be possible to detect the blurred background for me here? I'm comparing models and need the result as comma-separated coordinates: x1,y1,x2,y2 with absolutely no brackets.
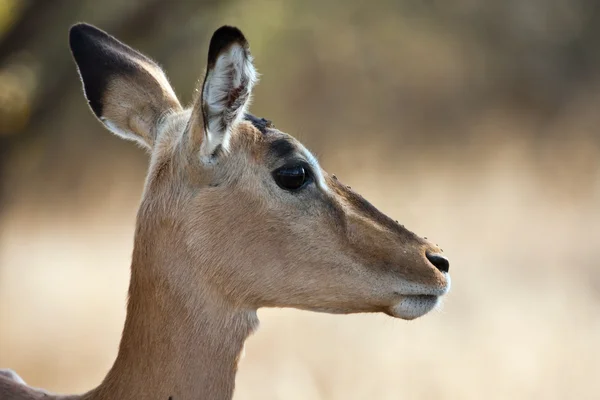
0,0,599,399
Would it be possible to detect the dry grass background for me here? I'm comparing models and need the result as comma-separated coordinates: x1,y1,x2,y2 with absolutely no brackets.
1,0,600,399
1,142,599,399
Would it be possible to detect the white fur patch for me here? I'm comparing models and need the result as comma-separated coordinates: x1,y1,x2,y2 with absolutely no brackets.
200,43,258,161
391,295,440,320
0,369,26,385
302,147,328,192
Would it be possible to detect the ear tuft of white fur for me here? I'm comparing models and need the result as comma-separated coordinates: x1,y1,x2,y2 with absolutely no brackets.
200,42,258,161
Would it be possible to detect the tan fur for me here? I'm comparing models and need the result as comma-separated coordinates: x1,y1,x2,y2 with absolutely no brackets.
1,24,450,400
101,73,182,148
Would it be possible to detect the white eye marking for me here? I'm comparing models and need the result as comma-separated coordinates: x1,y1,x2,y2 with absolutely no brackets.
301,147,328,193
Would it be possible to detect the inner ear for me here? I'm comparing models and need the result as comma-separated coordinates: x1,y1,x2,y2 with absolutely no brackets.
189,26,258,161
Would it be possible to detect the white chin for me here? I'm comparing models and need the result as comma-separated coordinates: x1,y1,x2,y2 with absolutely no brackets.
390,295,440,320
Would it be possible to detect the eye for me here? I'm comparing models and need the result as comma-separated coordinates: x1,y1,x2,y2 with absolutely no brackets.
273,165,310,191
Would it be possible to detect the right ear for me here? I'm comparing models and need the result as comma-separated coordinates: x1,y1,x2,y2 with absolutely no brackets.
188,26,258,162
69,23,182,149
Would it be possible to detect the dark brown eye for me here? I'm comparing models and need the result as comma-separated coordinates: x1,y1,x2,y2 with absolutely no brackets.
273,165,309,191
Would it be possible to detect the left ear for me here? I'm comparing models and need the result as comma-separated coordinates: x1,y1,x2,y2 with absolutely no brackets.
190,26,258,161
69,23,181,149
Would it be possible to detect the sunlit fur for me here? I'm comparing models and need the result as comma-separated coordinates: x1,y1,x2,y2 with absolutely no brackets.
0,370,25,385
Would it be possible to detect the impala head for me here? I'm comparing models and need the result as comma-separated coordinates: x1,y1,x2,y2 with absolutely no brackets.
69,23,450,321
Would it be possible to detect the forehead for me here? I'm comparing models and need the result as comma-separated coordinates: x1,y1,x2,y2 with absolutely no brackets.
239,114,307,161
237,114,326,185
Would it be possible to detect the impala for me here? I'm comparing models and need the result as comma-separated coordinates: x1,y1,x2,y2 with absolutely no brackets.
0,23,451,400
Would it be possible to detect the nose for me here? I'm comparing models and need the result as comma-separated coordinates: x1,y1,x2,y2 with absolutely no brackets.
426,252,449,273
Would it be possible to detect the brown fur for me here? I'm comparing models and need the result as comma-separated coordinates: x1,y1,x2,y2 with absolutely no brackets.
1,24,450,400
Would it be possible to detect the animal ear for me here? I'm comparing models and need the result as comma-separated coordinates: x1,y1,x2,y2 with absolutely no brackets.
69,23,182,149
189,26,258,162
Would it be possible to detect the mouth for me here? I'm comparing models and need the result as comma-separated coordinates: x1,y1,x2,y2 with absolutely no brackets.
388,274,451,320
388,294,441,320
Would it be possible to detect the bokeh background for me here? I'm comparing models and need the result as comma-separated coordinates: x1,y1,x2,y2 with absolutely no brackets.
1,1,599,399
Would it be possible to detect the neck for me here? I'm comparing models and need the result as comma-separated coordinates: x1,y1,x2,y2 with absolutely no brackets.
85,251,258,400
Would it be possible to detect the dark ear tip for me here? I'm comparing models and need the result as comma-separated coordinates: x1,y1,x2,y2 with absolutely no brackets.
69,23,93,41
207,25,249,65
69,24,85,52
212,25,248,45
68,23,114,118
70,22,93,33
69,23,107,52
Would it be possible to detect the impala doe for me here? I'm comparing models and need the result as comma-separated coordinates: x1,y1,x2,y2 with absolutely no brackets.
0,23,451,400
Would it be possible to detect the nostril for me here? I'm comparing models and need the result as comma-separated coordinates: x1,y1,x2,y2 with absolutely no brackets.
426,252,449,273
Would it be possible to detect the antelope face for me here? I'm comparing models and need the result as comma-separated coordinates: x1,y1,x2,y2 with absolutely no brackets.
70,24,450,321
199,123,451,320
